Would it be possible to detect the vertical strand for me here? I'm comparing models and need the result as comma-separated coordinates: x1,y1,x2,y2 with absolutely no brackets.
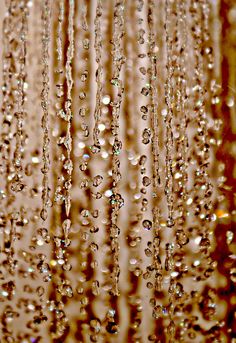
124,1,143,341
87,1,104,340
64,0,74,219
93,0,103,150
28,0,50,339
1,1,15,278
11,1,28,193
49,1,75,340
147,0,162,296
73,1,96,340
50,1,69,340
53,0,65,211
109,0,125,297
176,0,188,303
164,0,176,341
147,1,164,341
97,0,119,338
41,0,51,221
0,6,17,335
190,0,213,276
164,0,174,229
174,0,189,240
78,1,97,340
171,1,190,340
137,0,156,339
1,0,13,201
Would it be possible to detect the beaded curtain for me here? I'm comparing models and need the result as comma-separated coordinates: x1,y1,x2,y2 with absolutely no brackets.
0,0,235,342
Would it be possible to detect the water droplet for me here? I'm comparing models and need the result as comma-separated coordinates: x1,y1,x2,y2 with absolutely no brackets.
142,220,152,230
110,224,120,238
176,230,189,246
102,95,111,105
81,70,88,82
142,176,151,187
139,67,146,75
110,193,124,209
83,38,89,49
90,318,101,333
140,105,148,114
93,175,103,187
92,280,100,296
141,87,150,96
63,159,73,174
40,209,48,221
90,144,101,154
142,128,151,144
10,179,25,192
106,322,119,334
113,139,122,155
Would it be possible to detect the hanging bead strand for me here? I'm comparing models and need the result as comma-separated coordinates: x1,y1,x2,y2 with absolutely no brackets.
1,0,16,278
147,0,163,295
64,0,75,219
164,0,174,229
109,0,125,297
1,0,14,200
124,0,143,340
190,0,213,277
41,0,51,221
174,0,189,243
164,0,177,341
12,1,28,193
53,0,65,211
93,0,103,150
